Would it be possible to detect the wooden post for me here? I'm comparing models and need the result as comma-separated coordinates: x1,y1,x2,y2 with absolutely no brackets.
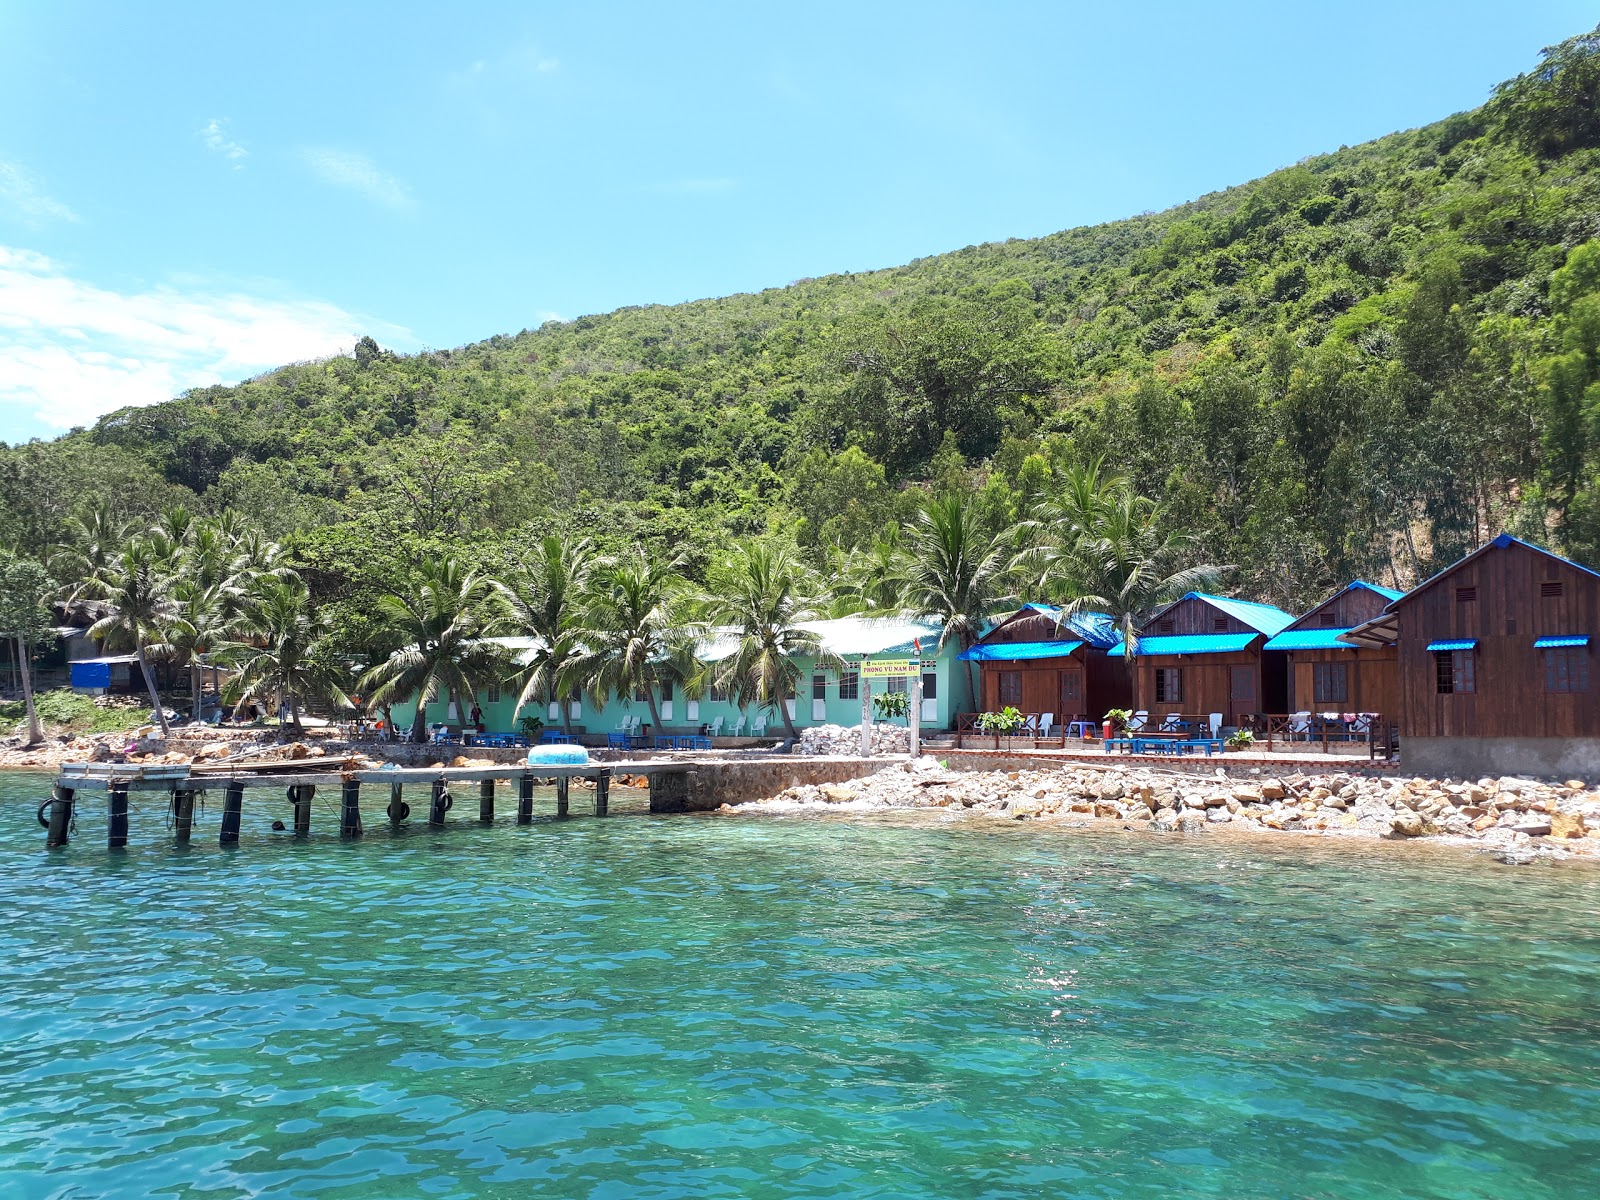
429,779,448,826
340,778,362,838
172,788,195,843
220,780,243,845
479,778,495,822
46,784,73,848
595,768,611,817
908,665,922,758
555,775,570,817
108,782,129,849
388,782,407,824
517,774,534,824
292,785,313,836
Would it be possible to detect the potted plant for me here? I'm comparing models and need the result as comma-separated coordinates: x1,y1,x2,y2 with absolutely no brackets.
1103,708,1132,737
1225,729,1255,751
518,715,545,738
974,706,1025,746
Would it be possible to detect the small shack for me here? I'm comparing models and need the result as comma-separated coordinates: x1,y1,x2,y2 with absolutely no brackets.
1109,592,1294,726
1372,533,1600,778
1264,581,1403,715
959,604,1128,726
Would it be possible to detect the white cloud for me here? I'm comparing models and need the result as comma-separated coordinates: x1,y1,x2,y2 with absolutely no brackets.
300,147,413,209
0,161,79,226
201,118,248,168
0,245,410,437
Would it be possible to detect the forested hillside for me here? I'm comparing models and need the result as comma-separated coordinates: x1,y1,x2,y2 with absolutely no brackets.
9,27,1600,617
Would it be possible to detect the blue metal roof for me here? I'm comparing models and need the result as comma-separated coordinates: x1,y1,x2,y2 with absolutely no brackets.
1352,580,1406,602
1425,639,1478,652
1534,635,1590,649
1016,604,1123,649
959,639,1084,662
1164,592,1299,640
1263,628,1357,651
1108,632,1258,657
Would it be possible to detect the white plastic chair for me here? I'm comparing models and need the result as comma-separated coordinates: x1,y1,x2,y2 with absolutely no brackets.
1128,710,1149,733
751,715,767,736
730,714,746,737
1288,711,1312,741
1209,713,1223,736
708,716,723,737
1037,711,1055,740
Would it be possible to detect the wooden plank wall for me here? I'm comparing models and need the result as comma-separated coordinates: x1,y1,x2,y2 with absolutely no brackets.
1396,541,1600,738
1287,647,1398,714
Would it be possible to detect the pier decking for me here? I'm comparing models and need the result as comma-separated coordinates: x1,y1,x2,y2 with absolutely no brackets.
41,760,692,848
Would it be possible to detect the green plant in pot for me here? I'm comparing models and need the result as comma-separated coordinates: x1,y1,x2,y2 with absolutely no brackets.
1104,708,1131,735
1225,728,1255,750
518,715,545,737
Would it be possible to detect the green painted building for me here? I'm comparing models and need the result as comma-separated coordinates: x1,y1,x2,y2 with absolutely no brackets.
387,616,975,739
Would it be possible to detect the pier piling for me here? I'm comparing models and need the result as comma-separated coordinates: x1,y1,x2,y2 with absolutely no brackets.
517,774,534,824
555,776,569,817
595,768,611,817
340,779,362,839
45,785,74,848
479,778,495,822
220,781,243,845
172,789,196,843
108,782,129,849
429,779,449,827
291,785,313,836
387,782,408,824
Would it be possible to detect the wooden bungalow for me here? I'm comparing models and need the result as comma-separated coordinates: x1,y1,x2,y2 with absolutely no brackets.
1263,581,1404,716
960,604,1128,728
1352,533,1600,778
1109,592,1294,727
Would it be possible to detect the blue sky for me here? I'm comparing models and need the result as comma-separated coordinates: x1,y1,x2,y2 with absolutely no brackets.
0,1,1592,443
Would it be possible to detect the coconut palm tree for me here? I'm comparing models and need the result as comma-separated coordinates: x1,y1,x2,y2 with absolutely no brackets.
565,551,689,732
222,578,349,735
86,539,178,736
359,559,515,742
164,579,237,721
702,543,832,740
1014,457,1128,597
901,491,1016,702
1051,490,1226,703
502,534,594,735
50,501,131,610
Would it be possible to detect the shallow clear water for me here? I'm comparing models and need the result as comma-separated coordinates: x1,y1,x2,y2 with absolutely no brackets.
3,771,1600,1199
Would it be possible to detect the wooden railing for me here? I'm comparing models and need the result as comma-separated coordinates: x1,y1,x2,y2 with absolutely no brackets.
953,713,1095,749
1243,713,1393,757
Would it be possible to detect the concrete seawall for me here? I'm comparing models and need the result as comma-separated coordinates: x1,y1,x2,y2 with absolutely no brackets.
648,757,894,813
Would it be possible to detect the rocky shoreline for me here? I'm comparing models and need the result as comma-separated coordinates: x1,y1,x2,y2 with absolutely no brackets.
735,757,1600,866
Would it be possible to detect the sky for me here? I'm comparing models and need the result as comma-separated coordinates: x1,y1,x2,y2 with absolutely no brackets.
0,1,1593,444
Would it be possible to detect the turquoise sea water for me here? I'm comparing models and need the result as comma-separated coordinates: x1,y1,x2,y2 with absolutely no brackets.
3,771,1600,1199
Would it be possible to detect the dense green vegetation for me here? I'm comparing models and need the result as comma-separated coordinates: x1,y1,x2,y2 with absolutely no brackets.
7,26,1600,636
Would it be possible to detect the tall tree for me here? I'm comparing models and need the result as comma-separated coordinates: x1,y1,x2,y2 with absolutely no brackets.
223,578,349,735
702,543,831,740
503,534,594,735
566,551,689,732
86,540,177,737
359,559,515,742
0,553,53,746
901,491,1015,703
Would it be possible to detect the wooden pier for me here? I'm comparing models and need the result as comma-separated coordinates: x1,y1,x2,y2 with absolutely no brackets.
40,760,694,849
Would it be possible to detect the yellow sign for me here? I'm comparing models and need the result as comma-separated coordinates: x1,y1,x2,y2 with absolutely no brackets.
860,659,918,678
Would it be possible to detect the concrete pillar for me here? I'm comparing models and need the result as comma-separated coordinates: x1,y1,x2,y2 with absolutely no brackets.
46,784,73,848
340,778,362,838
860,671,873,757
220,780,243,845
291,785,313,836
555,775,569,818
517,774,534,824
909,667,922,758
387,782,408,824
172,788,196,843
479,778,495,822
429,779,449,826
595,768,611,817
649,770,691,813
108,782,129,849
